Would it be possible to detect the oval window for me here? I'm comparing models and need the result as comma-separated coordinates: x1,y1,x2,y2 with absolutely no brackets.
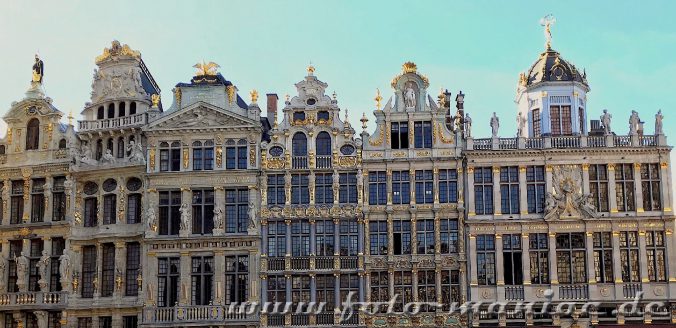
103,178,118,193
269,146,284,157
340,144,355,155
83,182,99,195
126,177,143,192
306,98,316,105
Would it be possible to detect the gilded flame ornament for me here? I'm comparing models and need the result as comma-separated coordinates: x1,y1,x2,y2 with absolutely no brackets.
193,61,220,76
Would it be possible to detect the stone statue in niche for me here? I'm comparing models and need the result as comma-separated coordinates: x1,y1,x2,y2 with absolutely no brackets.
490,112,500,137
145,203,158,232
127,140,146,164
248,202,257,229
601,109,612,135
213,208,224,230
404,82,416,108
655,110,664,135
629,110,640,135
179,203,191,232
15,252,29,291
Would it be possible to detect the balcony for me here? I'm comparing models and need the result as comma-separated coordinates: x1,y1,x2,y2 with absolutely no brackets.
292,156,308,169
622,283,642,299
504,286,524,300
143,305,257,325
559,284,589,300
78,113,146,132
0,292,67,309
264,256,359,272
316,155,332,169
469,134,665,151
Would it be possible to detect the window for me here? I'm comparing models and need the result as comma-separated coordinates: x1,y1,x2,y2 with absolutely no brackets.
52,177,66,221
49,312,63,328
226,141,247,170
267,275,286,305
439,169,458,203
0,182,3,224
119,101,126,117
158,257,180,307
81,245,97,298
370,271,389,312
225,188,248,234
58,138,67,149
392,171,410,205
417,271,436,312
316,131,331,156
84,197,97,227
292,133,308,156
316,220,335,256
99,244,115,297
159,191,181,235
126,177,143,224
339,173,357,204
393,271,412,312
578,107,585,134
390,122,409,149
99,317,112,328
556,233,586,284
615,164,635,211
317,111,329,121
97,106,104,119
95,140,103,160
31,178,45,222
474,168,494,215
619,231,640,283
291,174,309,205
550,105,572,135
315,173,333,205
441,270,461,310
368,171,386,205
267,221,286,257
339,274,359,309
532,109,541,137
225,255,249,304
526,166,545,214
500,167,519,214
440,219,459,254
159,141,181,172
589,164,609,212
293,111,306,121
339,220,358,256
646,231,667,282
416,220,435,254
476,234,496,285
77,318,92,328
413,121,432,148
10,180,24,224
641,163,661,211
393,220,411,255
266,175,285,205
502,234,523,285
291,220,310,256
415,170,433,204
26,118,40,150
117,137,124,159
192,189,214,235
129,102,137,115
593,232,613,283
369,221,387,255
7,240,22,292
316,275,335,310
28,239,44,292
125,242,140,296
291,276,311,311
107,103,115,119
191,256,214,305
193,141,214,171
50,238,65,292
123,316,137,328
102,194,117,225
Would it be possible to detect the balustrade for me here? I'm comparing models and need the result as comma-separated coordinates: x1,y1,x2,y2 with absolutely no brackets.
78,113,146,131
558,284,589,300
144,306,256,324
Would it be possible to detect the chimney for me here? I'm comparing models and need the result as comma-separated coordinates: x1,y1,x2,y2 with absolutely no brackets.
266,93,278,123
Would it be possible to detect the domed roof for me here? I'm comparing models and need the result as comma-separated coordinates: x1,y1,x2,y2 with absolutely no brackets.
519,48,588,88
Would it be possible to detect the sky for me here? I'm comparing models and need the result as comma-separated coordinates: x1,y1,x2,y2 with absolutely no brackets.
1,1,675,199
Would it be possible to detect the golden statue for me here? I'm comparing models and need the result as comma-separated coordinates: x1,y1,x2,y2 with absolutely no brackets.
374,88,382,110
32,54,44,84
540,14,556,50
151,94,160,108
193,61,220,76
250,89,259,103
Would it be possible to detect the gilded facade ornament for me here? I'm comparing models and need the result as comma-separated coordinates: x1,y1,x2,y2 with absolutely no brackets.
6,128,11,144
95,40,141,64
250,89,259,104
193,61,220,76
374,88,382,110
151,94,160,108
215,146,223,168
435,122,454,144
182,148,189,169
249,147,256,167
226,85,236,105
173,87,182,107
149,148,156,171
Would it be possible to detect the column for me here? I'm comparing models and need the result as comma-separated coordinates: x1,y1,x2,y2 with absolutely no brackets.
285,219,292,271
214,250,225,304
249,248,259,302
495,234,505,301
260,275,268,304
585,232,596,285
468,234,478,301
334,273,341,314
410,169,416,205
548,233,558,285
521,234,531,285
433,167,440,205
634,163,644,212
467,167,475,216
309,219,316,256
179,251,190,305
518,167,528,215
492,166,502,215
333,219,340,269
638,231,649,283
71,244,82,298
582,164,590,194
44,175,53,222
146,252,158,305
0,240,8,289
660,162,672,212
411,268,419,302
386,170,393,206
261,221,269,255
411,213,417,255
608,164,618,213
1,178,9,225
358,272,365,303
611,231,622,283
387,214,394,257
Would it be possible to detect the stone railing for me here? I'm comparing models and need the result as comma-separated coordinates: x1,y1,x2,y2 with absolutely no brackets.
143,305,257,325
469,134,666,151
316,155,332,169
0,292,67,307
264,256,358,272
292,156,309,169
558,284,589,300
622,283,642,299
504,286,524,300
78,113,146,132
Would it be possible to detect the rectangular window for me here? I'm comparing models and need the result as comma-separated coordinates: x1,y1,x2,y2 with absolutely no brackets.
532,109,541,137
267,221,286,257
160,149,169,172
101,243,115,297
646,231,667,282
225,188,248,233
529,233,549,284
415,170,433,204
77,318,92,328
266,175,286,205
439,169,458,203
291,276,311,312
550,106,561,135
267,275,286,305
393,271,412,312
226,146,247,169
474,167,493,215
316,274,335,310
393,220,411,255
7,240,23,292
192,141,214,171
238,146,247,169
291,220,310,256
84,197,97,227
99,316,112,328
370,271,388,313
192,189,214,235
339,274,360,310
500,167,519,214
441,270,461,310
191,256,214,305
369,220,387,255
502,234,523,285
550,105,572,135
615,164,635,211
50,237,65,292
339,173,357,204
414,121,433,148
417,270,436,312
316,220,335,256
158,257,180,307
126,193,142,224
561,105,572,134
339,220,358,256
28,239,44,292
619,231,640,282
159,191,181,235
589,164,609,212
81,245,97,298
593,232,613,283
392,171,410,205
556,233,586,284
476,235,496,285
52,177,66,222
102,194,116,225
390,122,409,149
125,242,140,296
526,166,545,214
416,220,435,254
641,163,661,211
440,219,459,254
122,316,138,328
225,255,249,304
578,107,585,134
160,142,181,172
49,312,63,328
31,178,45,222
10,180,24,224
368,171,387,205
291,174,309,205
315,173,333,204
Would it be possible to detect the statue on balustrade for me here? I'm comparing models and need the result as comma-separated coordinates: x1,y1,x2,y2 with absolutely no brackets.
490,112,500,137
37,250,51,291
0,255,6,292
464,113,472,138
629,110,640,135
517,112,527,137
15,252,29,291
601,109,612,135
655,110,664,135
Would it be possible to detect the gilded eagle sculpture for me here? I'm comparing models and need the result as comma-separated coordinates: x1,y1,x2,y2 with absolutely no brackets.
193,61,220,76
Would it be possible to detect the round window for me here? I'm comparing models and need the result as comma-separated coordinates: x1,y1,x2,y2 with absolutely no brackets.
269,146,284,157
306,98,316,105
340,144,355,155
83,182,99,195
103,178,118,193
126,177,143,192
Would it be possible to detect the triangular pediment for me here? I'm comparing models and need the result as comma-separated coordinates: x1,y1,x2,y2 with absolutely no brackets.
145,101,258,131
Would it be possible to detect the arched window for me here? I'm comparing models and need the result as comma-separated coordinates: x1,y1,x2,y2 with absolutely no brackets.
316,132,331,156
83,181,99,227
130,102,137,115
96,139,103,160
107,103,115,119
292,133,307,156
97,106,104,119
26,118,40,150
107,139,114,152
126,177,143,224
0,145,5,154
117,137,125,158
102,179,117,225
58,139,67,149
119,102,126,117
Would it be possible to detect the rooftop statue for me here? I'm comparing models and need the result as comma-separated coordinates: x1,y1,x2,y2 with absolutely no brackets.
655,110,664,135
490,112,500,137
32,54,44,84
601,109,612,135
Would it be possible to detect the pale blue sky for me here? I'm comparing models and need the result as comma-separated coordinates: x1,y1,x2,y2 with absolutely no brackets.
1,1,675,186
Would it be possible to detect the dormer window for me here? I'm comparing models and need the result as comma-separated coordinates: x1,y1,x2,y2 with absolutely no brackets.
306,98,316,106
293,112,306,122
26,118,40,150
317,111,329,121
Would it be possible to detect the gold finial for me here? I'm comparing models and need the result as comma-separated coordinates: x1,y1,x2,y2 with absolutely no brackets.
402,61,417,73
307,63,315,75
250,89,259,103
437,88,446,107
360,113,368,130
151,94,160,108
540,14,556,50
519,72,528,86
68,111,73,125
374,88,383,110
193,60,220,76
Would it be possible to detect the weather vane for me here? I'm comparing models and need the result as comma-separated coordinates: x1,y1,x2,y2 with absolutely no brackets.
540,14,556,50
